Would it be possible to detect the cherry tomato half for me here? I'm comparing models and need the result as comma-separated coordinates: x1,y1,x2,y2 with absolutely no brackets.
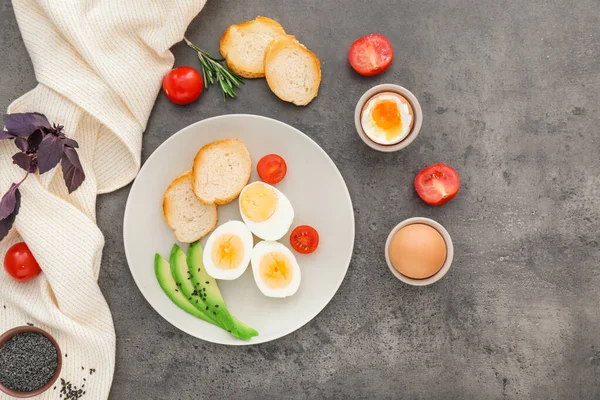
290,225,320,254
162,66,203,105
4,242,41,282
414,163,460,206
257,154,287,184
348,34,394,77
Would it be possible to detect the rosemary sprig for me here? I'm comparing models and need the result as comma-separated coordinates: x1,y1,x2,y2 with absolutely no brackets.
184,37,244,100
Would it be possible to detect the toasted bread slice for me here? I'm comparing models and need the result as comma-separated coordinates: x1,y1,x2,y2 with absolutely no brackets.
192,139,252,205
163,171,218,243
264,35,321,106
220,16,286,79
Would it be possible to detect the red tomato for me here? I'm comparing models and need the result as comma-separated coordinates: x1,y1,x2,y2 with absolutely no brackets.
348,34,394,76
257,154,287,184
290,226,320,254
414,163,460,206
162,66,203,105
4,242,41,282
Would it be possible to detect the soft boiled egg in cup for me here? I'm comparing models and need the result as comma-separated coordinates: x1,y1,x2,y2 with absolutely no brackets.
239,181,294,241
354,84,423,152
251,241,301,298
203,220,254,280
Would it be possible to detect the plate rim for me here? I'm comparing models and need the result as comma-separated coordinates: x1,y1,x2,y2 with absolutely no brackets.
123,114,355,345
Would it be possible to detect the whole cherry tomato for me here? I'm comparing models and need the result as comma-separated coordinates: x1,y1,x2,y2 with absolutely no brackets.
4,242,41,282
162,66,203,105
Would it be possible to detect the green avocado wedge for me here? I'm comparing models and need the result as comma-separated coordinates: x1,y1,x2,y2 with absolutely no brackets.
169,245,221,327
154,254,219,327
187,241,258,340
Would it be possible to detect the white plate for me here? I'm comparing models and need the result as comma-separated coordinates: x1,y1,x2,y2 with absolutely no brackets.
123,115,355,345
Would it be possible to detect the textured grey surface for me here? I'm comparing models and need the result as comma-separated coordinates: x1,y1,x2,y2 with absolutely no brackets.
1,0,599,399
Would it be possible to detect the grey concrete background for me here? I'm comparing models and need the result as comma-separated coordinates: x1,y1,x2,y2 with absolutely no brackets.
1,0,599,398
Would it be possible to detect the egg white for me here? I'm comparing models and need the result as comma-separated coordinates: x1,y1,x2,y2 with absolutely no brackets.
239,182,295,241
251,241,301,298
361,94,412,145
203,220,253,280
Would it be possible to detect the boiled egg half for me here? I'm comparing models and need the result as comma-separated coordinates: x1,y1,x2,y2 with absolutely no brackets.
203,220,253,280
251,241,301,298
239,182,294,241
361,91,414,145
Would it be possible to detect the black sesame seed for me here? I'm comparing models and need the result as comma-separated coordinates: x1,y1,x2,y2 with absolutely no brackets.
205,281,209,284
197,268,201,272
213,312,217,316
206,306,209,310
0,332,58,392
215,305,219,308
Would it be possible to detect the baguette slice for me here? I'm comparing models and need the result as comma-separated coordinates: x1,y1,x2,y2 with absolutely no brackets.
163,171,218,243
220,16,286,79
264,35,321,106
192,139,252,205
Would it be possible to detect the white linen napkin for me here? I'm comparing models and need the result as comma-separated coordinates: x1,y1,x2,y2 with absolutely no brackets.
0,0,207,398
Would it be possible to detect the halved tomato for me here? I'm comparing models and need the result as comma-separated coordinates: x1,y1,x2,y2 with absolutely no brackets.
290,225,319,254
348,34,394,76
257,154,287,184
414,163,460,206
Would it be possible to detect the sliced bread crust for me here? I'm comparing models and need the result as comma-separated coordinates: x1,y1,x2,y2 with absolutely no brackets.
192,138,252,205
264,35,321,106
163,171,218,243
220,16,286,79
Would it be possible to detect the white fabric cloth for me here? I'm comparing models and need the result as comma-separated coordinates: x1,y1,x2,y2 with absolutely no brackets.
0,0,206,398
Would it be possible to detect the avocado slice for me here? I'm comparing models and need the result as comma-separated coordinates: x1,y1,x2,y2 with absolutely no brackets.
169,245,221,327
154,254,219,327
187,241,258,340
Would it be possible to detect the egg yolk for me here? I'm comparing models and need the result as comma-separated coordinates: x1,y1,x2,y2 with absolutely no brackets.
211,234,244,270
259,252,293,289
372,100,402,139
240,183,278,222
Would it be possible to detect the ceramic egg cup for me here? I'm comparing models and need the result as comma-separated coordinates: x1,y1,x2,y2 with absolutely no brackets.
385,217,453,286
354,84,423,152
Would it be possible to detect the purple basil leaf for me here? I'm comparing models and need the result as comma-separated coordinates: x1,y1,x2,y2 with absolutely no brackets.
63,137,79,148
27,130,43,152
4,113,51,137
0,183,20,220
61,147,85,193
38,133,64,174
0,130,13,140
0,189,20,241
14,137,28,152
12,152,36,173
